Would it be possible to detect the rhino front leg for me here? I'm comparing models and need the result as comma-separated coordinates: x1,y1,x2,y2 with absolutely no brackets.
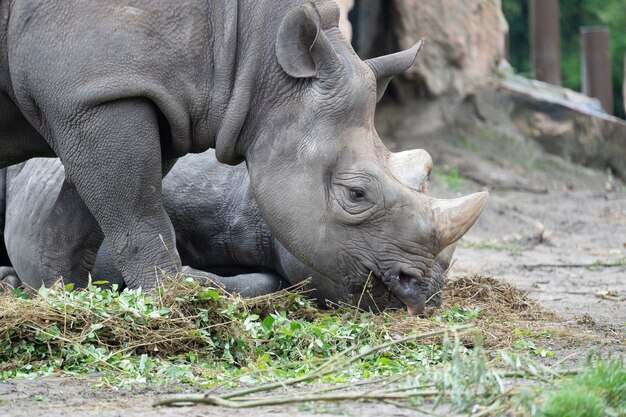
0,266,19,290
92,242,287,297
53,98,180,289
181,266,288,297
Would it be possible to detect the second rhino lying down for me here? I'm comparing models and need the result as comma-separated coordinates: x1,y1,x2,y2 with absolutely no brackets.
1,149,481,314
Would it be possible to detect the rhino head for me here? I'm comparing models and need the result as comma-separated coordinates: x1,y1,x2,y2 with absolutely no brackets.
242,2,487,315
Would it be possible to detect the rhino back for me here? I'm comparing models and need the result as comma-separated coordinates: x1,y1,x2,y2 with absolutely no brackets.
4,0,303,161
162,151,276,270
6,0,214,157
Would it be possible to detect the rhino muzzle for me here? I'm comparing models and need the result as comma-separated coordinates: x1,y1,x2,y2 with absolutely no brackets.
381,268,436,316
378,185,489,316
381,269,430,316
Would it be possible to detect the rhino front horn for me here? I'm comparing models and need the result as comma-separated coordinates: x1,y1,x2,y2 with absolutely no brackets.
432,191,489,248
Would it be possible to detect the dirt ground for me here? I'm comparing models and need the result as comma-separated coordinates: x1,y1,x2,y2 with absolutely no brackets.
421,139,625,327
451,187,626,325
1,121,625,416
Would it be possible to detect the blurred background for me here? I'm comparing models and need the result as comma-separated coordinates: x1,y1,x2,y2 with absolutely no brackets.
504,0,625,118
336,0,626,323
336,0,625,182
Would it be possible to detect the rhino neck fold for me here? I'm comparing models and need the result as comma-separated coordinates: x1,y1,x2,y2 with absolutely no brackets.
210,0,315,166
211,0,247,165
210,0,287,165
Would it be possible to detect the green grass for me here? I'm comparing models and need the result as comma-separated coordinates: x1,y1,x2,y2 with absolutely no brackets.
432,164,466,191
1,280,623,415
534,358,626,417
0,280,451,387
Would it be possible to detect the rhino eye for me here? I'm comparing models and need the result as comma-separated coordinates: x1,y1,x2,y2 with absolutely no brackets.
349,188,366,201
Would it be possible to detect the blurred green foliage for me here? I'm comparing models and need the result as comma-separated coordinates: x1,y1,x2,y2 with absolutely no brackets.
502,0,626,118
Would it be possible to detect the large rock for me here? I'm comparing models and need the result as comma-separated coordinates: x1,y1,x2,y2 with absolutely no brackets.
492,74,626,179
375,71,626,181
391,0,507,98
361,1,625,179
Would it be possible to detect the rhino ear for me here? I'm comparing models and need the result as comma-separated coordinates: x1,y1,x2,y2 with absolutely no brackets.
276,2,339,78
365,40,423,101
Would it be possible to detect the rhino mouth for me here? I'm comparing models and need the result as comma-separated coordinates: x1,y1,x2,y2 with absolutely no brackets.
381,268,429,316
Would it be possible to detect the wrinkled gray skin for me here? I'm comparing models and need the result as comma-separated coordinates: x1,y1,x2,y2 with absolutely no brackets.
0,0,486,314
0,151,455,310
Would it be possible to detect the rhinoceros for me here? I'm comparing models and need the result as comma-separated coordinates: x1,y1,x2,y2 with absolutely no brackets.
1,150,457,312
0,0,487,313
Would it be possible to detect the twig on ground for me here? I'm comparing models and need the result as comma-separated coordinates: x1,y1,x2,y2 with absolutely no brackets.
154,389,443,408
154,325,473,408
522,262,625,269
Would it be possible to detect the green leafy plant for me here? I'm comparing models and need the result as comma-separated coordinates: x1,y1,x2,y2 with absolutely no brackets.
0,279,452,386
512,329,554,358
433,306,481,324
433,165,466,191
537,358,626,417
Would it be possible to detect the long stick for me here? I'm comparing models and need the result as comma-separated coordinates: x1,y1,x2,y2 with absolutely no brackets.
154,325,473,407
154,389,443,408
523,261,625,269
218,325,470,400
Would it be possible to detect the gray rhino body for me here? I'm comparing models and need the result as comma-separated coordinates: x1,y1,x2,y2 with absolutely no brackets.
0,0,486,314
1,151,453,310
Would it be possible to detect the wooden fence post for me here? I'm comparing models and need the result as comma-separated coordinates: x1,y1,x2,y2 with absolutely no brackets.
530,0,561,85
581,26,613,114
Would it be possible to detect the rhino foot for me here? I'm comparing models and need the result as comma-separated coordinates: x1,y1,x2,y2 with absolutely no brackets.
0,266,20,290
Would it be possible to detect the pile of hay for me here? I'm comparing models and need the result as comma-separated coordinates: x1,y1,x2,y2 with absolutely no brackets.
0,278,313,370
370,274,560,349
444,274,556,320
0,274,559,368
442,274,559,348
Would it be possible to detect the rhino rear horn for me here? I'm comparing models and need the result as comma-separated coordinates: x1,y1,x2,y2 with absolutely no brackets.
365,40,423,101
276,3,339,79
389,149,433,192
431,191,488,249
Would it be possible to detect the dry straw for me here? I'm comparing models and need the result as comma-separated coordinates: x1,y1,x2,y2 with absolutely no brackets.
0,277,314,370
0,273,559,368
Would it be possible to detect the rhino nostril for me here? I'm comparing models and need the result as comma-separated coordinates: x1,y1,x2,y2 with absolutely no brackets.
399,273,412,286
